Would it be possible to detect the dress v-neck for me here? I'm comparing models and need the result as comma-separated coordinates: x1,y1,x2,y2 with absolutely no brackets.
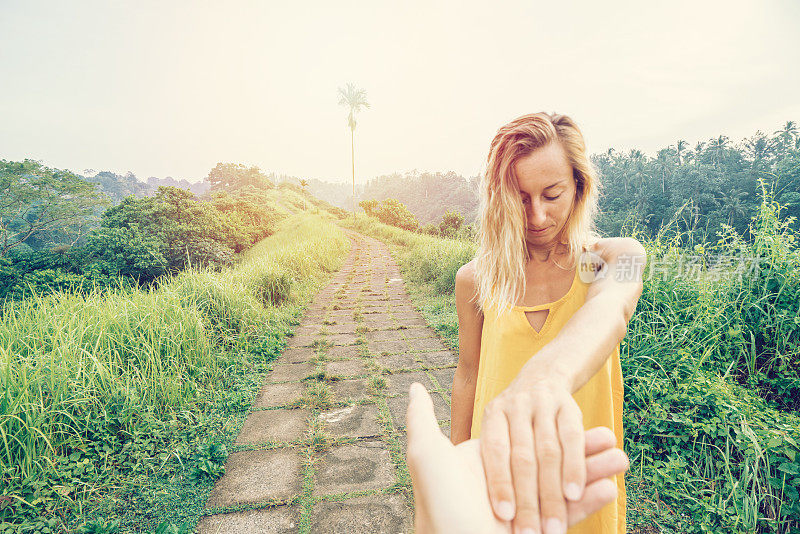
513,267,580,335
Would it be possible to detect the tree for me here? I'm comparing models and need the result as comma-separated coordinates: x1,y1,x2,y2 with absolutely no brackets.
375,199,419,231
439,209,464,238
337,83,369,217
206,162,273,191
0,159,109,256
675,139,688,166
101,186,234,271
773,120,798,155
708,135,730,171
299,179,308,210
719,190,748,227
359,199,379,216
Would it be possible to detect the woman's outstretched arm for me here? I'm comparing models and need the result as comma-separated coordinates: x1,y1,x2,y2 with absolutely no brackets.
517,236,647,392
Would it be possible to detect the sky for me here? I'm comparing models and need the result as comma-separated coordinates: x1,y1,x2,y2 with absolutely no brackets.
1,0,798,185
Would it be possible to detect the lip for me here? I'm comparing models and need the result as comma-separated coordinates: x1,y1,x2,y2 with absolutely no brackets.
528,227,550,234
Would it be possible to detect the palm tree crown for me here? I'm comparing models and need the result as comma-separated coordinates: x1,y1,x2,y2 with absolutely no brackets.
338,83,369,131
337,83,369,216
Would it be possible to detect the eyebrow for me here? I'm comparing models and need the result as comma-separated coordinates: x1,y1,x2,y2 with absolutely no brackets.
544,180,567,190
520,180,564,195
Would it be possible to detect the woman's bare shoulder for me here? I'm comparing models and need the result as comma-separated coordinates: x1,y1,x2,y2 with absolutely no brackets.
455,260,478,290
455,260,481,309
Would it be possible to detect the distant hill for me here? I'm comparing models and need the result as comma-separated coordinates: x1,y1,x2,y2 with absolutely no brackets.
360,171,480,225
83,171,209,202
277,177,359,211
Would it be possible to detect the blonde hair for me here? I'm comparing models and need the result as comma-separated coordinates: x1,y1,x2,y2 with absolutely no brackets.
474,112,600,313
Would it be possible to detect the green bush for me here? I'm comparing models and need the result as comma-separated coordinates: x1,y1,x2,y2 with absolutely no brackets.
439,209,464,238
250,268,293,306
373,198,420,232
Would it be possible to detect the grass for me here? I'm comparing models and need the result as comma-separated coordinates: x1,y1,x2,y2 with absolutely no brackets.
0,212,350,532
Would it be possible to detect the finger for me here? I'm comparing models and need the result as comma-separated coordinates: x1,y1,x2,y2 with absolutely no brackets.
585,448,630,485
480,403,515,522
583,426,617,456
506,406,540,534
533,401,567,534
557,402,585,502
406,382,441,442
565,478,618,528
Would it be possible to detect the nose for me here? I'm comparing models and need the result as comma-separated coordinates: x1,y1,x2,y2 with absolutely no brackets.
527,198,547,227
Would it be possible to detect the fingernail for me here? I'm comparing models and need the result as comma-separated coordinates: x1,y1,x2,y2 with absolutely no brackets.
521,528,538,534
564,482,581,500
545,518,565,534
497,500,515,521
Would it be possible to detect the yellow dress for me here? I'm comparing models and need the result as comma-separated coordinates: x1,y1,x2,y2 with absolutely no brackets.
470,266,626,534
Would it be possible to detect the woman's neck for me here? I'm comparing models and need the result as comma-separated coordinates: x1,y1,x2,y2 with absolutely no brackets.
525,241,571,268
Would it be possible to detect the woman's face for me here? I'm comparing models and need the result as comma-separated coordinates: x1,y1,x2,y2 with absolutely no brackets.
513,142,577,249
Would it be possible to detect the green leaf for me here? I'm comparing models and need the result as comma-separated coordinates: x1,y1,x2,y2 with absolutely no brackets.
777,463,799,475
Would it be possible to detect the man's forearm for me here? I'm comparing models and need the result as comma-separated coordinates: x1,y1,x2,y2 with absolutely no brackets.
450,366,478,445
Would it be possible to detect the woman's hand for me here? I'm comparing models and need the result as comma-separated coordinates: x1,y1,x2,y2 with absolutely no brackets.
479,373,585,534
407,382,627,534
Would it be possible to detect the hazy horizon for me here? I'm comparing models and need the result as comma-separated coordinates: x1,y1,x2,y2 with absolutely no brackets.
1,0,798,185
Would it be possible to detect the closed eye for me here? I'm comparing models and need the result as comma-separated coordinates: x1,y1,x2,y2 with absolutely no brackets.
544,194,561,201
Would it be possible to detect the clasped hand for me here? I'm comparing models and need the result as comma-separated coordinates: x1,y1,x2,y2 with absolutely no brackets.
480,374,586,534
406,382,628,534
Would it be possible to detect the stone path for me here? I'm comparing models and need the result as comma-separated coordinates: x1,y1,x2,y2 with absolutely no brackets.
197,231,457,533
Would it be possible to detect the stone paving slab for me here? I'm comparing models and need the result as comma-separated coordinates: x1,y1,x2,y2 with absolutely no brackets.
196,506,299,533
309,494,413,533
385,370,435,396
367,338,408,355
277,347,316,364
313,441,396,495
205,449,302,508
325,359,369,377
419,350,458,367
235,408,310,445
285,334,317,348
318,404,383,439
203,230,457,532
325,344,363,360
252,382,305,409
325,322,361,334
267,362,316,383
365,329,406,342
376,352,420,371
406,337,448,352
329,378,372,403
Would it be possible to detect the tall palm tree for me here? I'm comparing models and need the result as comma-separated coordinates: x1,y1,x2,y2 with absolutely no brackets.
655,148,674,193
708,135,730,171
675,139,688,166
720,190,748,226
337,83,370,216
773,120,798,155
691,141,706,166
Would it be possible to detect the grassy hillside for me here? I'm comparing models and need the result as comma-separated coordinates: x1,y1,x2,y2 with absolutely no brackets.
341,199,800,534
0,212,350,532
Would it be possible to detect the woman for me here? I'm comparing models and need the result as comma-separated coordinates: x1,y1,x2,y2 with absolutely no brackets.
451,113,646,534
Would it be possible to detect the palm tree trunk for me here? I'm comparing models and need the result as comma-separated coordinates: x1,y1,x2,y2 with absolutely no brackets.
351,128,355,219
